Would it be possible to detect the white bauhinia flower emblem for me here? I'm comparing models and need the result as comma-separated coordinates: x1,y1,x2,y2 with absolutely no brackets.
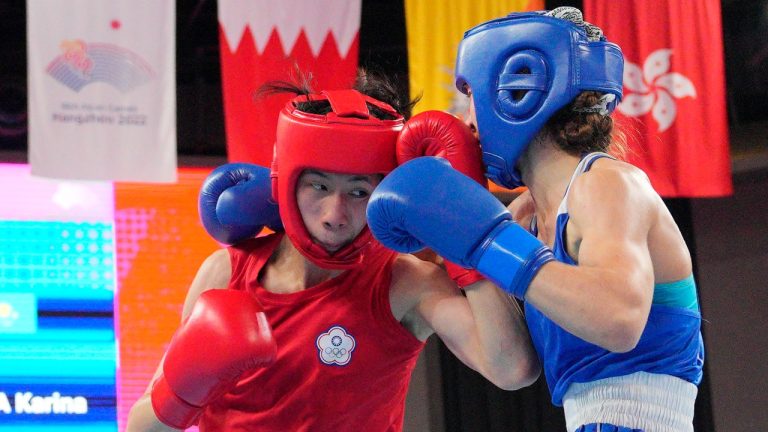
618,49,697,132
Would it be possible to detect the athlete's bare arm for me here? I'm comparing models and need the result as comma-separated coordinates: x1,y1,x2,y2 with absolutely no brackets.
390,254,540,390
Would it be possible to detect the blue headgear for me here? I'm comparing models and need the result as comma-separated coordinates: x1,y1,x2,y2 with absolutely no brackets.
455,11,624,188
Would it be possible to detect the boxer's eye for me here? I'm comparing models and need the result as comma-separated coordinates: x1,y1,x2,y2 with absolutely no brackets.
311,182,327,192
349,189,370,199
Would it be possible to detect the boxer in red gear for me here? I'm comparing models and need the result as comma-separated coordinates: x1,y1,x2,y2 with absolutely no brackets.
125,70,540,432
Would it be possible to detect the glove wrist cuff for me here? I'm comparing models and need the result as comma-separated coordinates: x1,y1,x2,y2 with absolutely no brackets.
151,375,203,429
474,222,554,298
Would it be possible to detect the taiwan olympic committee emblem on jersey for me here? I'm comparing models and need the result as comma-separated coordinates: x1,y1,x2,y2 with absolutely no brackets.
316,325,356,366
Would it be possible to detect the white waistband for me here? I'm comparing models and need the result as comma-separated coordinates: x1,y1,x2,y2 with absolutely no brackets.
563,372,698,432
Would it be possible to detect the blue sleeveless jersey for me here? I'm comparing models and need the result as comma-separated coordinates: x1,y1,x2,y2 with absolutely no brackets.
525,153,705,406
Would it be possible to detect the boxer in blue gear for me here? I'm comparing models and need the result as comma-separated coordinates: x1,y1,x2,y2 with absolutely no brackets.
367,7,704,432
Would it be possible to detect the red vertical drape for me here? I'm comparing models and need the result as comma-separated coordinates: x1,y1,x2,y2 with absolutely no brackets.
218,2,361,167
585,0,732,197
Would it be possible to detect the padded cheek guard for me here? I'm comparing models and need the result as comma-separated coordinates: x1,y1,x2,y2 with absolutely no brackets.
271,89,403,269
455,12,624,188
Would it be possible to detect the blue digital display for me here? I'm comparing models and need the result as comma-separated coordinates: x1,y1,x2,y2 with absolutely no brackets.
0,217,117,430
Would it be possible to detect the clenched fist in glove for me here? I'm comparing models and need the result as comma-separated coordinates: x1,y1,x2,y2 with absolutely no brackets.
395,110,488,287
199,163,282,245
151,289,277,429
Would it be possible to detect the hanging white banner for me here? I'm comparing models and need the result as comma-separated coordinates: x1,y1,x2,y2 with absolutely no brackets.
27,0,176,182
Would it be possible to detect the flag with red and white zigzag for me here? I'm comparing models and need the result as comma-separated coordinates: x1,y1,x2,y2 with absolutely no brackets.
218,0,361,167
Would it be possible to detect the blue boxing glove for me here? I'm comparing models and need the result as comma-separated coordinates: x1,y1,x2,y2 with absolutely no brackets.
367,157,554,299
199,163,282,245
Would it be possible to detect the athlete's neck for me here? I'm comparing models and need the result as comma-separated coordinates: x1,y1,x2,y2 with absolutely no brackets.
520,138,580,220
261,236,345,294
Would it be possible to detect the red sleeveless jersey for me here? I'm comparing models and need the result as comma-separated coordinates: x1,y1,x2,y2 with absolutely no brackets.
198,233,425,431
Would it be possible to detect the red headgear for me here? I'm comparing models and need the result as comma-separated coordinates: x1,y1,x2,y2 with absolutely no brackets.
271,89,404,269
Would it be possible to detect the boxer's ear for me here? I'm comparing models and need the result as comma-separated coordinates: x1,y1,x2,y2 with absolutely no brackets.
496,50,549,120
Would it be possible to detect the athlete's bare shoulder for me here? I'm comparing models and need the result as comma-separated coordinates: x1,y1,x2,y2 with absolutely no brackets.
182,248,232,319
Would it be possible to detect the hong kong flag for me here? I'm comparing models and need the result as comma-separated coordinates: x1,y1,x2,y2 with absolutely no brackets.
218,1,361,167
585,1,733,197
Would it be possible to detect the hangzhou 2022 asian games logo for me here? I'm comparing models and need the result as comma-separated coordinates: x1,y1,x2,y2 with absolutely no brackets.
46,39,155,93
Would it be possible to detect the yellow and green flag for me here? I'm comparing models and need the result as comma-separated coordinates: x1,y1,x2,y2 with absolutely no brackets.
405,0,544,115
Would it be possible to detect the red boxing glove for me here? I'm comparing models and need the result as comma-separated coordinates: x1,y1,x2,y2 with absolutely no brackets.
397,110,488,187
442,261,487,288
151,289,277,429
396,110,488,288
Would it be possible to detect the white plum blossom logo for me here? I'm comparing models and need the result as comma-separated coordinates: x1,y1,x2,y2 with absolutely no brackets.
618,49,697,132
316,325,356,366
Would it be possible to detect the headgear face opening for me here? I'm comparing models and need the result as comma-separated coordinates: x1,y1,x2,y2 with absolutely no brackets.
271,89,404,269
455,11,624,188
